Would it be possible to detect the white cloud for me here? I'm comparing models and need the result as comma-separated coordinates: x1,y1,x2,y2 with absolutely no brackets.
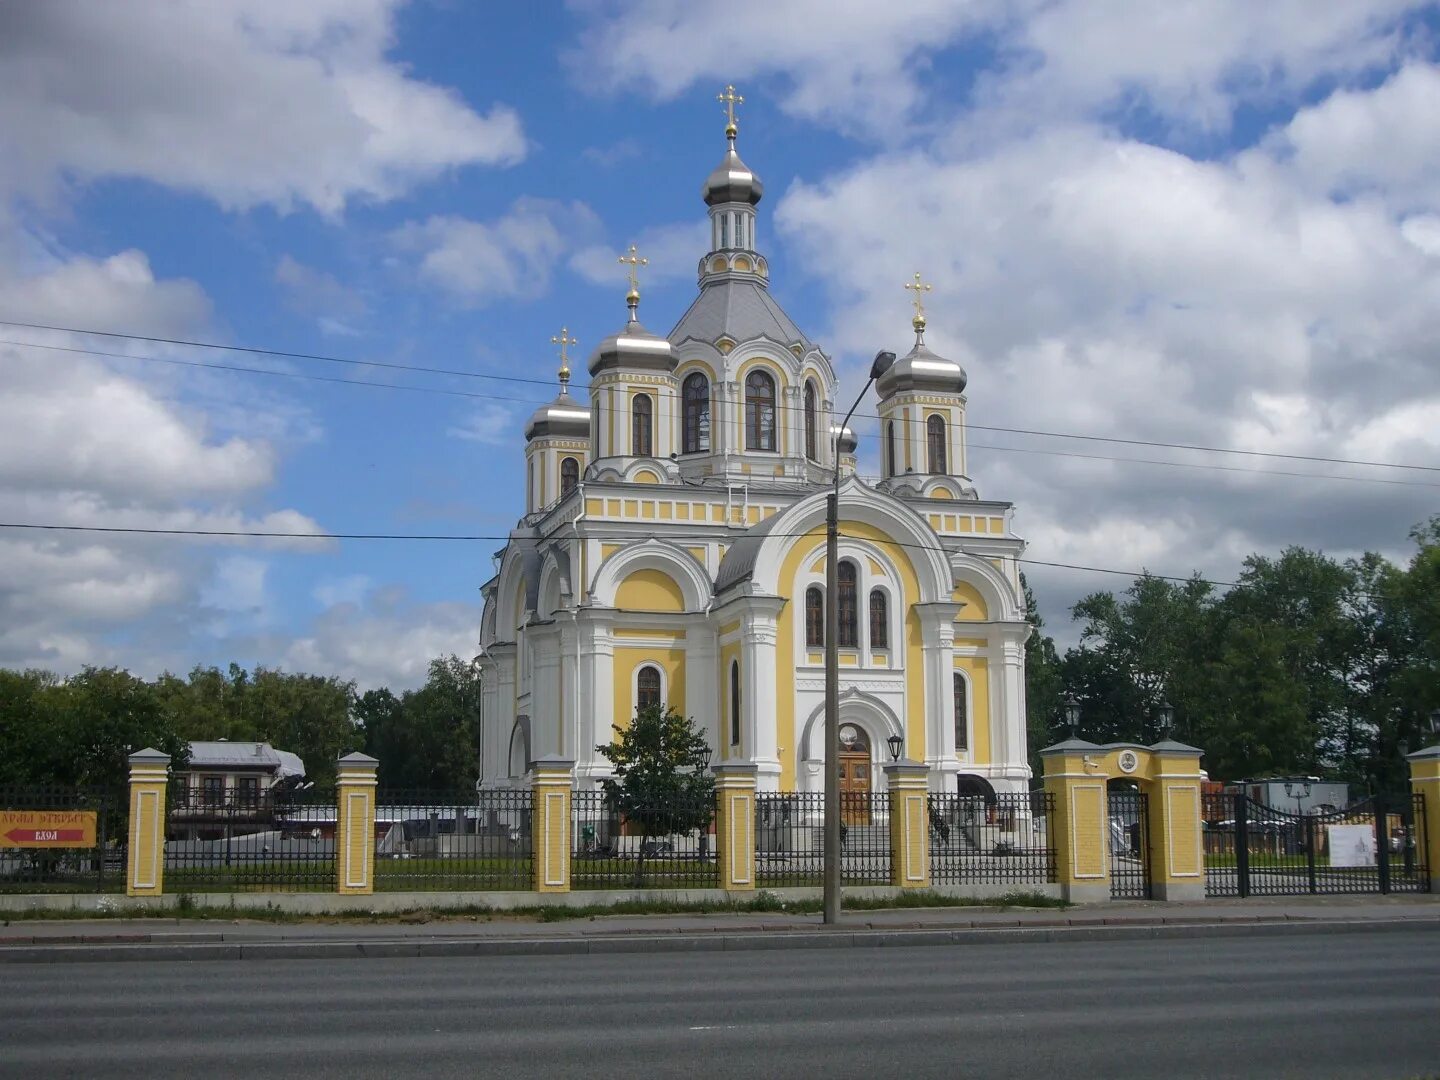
448,403,515,446
392,199,600,305
275,255,367,333
0,0,526,214
571,219,710,290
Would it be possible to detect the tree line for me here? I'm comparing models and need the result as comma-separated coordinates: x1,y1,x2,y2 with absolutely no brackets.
1023,518,1440,796
3,519,1437,801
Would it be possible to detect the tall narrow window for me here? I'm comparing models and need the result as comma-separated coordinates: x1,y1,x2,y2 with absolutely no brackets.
869,589,888,650
838,561,858,648
886,421,897,476
805,586,824,648
745,370,776,451
803,380,818,461
720,214,730,249
682,372,710,454
632,393,653,457
637,664,662,712
729,661,741,746
560,456,579,495
927,414,947,474
954,672,968,751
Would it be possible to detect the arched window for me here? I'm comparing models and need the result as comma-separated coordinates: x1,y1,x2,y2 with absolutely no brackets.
927,414,947,474
729,661,741,746
837,561,858,648
953,672,968,751
805,586,824,648
886,421,897,476
636,664,662,712
560,456,579,495
745,370,776,451
682,372,710,454
869,589,888,650
803,380,818,461
632,394,653,457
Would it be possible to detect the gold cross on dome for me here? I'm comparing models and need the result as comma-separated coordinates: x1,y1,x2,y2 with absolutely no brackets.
904,271,933,319
618,244,647,298
551,326,577,385
717,84,744,137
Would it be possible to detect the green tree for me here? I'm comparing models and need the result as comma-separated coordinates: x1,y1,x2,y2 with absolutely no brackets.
597,703,714,887
1021,573,1063,777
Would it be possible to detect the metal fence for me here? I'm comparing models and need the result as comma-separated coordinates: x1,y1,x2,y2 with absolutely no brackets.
927,791,1056,886
373,789,532,891
571,789,719,890
1108,789,1151,899
755,792,892,887
165,786,336,892
1204,792,1429,897
0,786,125,894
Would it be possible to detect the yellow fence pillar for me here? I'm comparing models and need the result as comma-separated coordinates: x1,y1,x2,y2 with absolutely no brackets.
713,761,757,892
1408,745,1440,894
885,761,930,888
335,752,378,895
1040,738,1111,903
1146,740,1206,901
126,748,170,897
531,756,574,893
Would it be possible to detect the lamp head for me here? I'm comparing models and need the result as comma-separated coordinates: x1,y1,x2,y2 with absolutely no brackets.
1155,699,1175,737
1428,708,1440,738
699,743,713,771
1063,691,1081,734
869,350,896,380
886,733,904,762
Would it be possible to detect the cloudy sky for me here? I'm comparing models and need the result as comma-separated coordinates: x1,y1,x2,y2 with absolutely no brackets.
1,0,1438,687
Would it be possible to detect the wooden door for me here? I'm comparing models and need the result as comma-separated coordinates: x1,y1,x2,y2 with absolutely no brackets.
840,753,872,825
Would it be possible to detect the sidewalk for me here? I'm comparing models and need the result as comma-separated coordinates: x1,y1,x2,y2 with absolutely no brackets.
2,895,1436,963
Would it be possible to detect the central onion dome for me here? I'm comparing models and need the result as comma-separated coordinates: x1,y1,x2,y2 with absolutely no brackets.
703,136,764,207
524,388,590,441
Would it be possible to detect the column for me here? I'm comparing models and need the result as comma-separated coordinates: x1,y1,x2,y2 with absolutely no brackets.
742,600,784,789
335,752,379,895
577,618,615,786
914,602,961,785
531,756,575,893
1040,738,1110,903
885,760,930,888
126,748,170,897
713,761,758,891
685,624,720,757
1146,740,1206,901
1408,745,1440,894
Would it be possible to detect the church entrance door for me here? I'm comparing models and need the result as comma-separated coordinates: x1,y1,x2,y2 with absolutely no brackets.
838,723,872,826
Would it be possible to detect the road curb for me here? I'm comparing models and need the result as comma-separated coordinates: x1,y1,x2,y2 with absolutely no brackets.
1,916,1436,964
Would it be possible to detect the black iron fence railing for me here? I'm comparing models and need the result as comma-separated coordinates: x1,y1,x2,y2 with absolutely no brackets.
755,792,892,887
927,791,1057,885
373,789,533,891
164,788,336,892
0,786,125,894
571,789,719,890
1203,792,1429,897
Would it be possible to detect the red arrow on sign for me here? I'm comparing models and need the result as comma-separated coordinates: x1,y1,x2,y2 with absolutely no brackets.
3,828,86,844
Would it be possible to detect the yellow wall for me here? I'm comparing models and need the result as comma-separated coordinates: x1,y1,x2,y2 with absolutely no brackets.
615,568,686,611
610,646,687,736
952,581,988,621
954,655,991,764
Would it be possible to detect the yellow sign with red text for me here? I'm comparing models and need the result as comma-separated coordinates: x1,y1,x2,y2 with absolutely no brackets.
0,810,98,848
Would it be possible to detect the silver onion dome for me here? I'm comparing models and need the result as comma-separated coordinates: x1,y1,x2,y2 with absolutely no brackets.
830,424,858,455
587,303,676,377
524,390,590,441
703,138,764,206
876,329,967,397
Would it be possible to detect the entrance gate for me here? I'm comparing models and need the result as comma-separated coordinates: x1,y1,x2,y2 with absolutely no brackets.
1203,792,1430,897
1108,789,1150,899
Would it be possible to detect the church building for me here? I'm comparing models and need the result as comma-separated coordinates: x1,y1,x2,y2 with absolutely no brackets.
477,89,1032,798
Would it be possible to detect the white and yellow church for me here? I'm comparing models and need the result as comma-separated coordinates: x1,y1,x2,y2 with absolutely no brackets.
477,90,1031,798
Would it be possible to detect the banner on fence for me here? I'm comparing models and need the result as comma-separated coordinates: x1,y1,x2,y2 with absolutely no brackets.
1327,824,1376,868
0,809,98,848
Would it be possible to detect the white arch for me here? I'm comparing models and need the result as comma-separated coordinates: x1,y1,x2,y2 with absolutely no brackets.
798,688,903,762
589,538,712,610
950,552,1024,622
747,477,954,605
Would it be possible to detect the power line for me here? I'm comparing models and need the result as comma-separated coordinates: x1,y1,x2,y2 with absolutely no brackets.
6,334,1438,490
3,319,1436,475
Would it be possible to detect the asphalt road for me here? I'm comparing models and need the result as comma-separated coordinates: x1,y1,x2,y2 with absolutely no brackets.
2,930,1436,1079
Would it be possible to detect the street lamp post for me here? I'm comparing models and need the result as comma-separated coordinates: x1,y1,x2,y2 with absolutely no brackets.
1062,692,1081,738
824,349,896,926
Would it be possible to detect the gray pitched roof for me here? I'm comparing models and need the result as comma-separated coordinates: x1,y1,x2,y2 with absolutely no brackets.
713,512,784,594
186,741,306,778
670,280,813,351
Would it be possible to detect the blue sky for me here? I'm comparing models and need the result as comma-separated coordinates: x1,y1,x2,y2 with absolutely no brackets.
2,1,1439,686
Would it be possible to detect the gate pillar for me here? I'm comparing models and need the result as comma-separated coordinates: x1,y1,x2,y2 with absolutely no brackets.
335,752,379,895
885,760,930,888
1040,738,1111,903
1407,745,1440,894
713,761,758,892
1146,740,1206,901
126,748,170,897
531,757,575,893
